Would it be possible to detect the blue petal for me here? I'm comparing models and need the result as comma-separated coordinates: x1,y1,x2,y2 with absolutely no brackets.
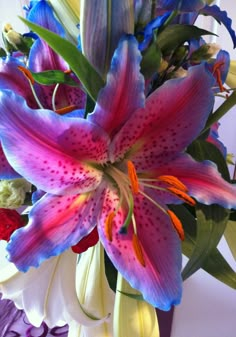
27,0,65,36
138,12,171,51
200,5,236,48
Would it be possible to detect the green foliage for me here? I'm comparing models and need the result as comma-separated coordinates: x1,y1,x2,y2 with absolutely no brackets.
156,25,215,55
31,70,80,86
170,205,236,288
187,139,230,181
20,17,105,101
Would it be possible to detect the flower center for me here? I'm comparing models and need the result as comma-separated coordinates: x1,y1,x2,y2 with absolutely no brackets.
104,161,194,266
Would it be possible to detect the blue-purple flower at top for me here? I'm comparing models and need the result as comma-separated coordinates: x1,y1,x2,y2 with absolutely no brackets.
1,35,236,311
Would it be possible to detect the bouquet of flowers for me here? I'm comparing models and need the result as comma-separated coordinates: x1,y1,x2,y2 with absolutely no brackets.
0,0,235,336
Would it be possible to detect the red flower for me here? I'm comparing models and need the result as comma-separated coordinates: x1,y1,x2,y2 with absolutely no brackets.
0,209,25,241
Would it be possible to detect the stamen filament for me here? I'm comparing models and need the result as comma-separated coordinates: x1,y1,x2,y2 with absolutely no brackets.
52,83,60,111
18,66,44,109
139,190,167,214
132,233,146,267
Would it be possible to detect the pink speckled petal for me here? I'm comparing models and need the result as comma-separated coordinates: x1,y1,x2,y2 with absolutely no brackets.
89,35,145,137
152,153,236,210
98,188,182,310
0,91,109,195
6,186,105,271
110,64,214,163
0,57,39,109
0,144,20,179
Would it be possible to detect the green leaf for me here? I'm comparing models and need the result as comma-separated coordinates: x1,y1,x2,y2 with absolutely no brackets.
141,42,162,78
157,24,215,55
224,220,236,261
170,205,236,288
117,290,144,301
182,203,229,280
187,140,230,181
20,17,105,101
202,91,236,134
0,48,6,57
31,70,80,86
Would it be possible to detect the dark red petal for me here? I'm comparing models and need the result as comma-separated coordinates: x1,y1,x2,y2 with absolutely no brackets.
0,208,25,241
71,226,99,254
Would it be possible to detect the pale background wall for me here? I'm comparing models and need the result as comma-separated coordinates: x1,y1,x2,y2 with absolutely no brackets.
0,1,235,337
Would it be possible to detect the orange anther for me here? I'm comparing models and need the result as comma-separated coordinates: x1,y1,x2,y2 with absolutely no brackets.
167,187,196,206
127,160,139,194
105,212,115,242
132,233,146,267
158,175,188,192
55,105,77,115
167,210,185,241
64,69,72,74
18,66,35,85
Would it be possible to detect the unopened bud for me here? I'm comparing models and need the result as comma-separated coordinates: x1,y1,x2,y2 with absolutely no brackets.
190,43,221,63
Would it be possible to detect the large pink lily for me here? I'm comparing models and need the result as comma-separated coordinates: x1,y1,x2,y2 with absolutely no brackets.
0,35,235,310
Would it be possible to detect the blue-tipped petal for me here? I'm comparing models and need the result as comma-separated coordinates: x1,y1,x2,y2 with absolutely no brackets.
200,5,236,48
89,35,145,138
27,0,65,36
6,187,104,271
138,12,171,51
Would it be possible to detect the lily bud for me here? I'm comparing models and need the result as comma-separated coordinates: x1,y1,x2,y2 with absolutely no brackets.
190,43,221,63
0,179,31,209
2,23,31,54
113,273,160,337
80,0,134,77
225,60,236,88
48,0,80,43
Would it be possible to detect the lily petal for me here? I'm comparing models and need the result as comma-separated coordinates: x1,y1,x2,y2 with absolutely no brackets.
6,187,104,271
27,0,86,110
89,35,145,138
0,242,109,328
114,273,160,337
0,91,109,195
80,0,134,76
110,64,214,164
0,145,20,179
157,0,205,12
0,57,38,109
154,153,236,209
98,188,182,310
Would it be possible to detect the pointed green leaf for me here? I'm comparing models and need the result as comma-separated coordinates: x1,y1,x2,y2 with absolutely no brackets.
187,139,230,181
170,205,236,288
0,48,7,57
20,17,105,101
202,91,236,134
157,24,215,55
31,70,80,86
224,220,236,261
182,203,229,280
